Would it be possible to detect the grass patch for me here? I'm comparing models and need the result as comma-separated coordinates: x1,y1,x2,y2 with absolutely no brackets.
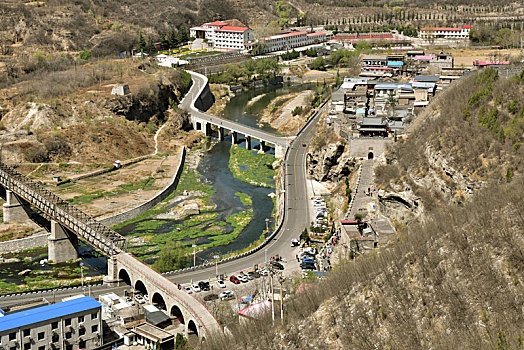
229,145,276,188
235,192,253,206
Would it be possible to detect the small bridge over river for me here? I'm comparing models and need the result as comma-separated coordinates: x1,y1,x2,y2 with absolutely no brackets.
180,70,289,158
0,162,220,338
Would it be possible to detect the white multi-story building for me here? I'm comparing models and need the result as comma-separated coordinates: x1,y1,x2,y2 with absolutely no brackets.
258,31,328,54
190,21,253,51
419,25,471,39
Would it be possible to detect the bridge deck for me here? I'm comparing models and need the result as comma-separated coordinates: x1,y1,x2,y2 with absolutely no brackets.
0,162,125,255
180,70,289,147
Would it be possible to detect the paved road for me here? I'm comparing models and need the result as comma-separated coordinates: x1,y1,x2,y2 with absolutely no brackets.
0,71,325,305
180,71,288,147
169,101,326,284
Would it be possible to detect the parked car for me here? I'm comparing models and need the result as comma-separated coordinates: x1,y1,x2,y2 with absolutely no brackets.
217,280,226,288
230,275,241,284
301,263,316,270
134,294,145,304
259,269,269,276
246,272,255,280
302,258,315,264
184,286,192,294
125,296,135,306
143,294,149,302
198,281,210,291
191,283,201,293
219,290,234,300
270,261,284,270
239,274,249,283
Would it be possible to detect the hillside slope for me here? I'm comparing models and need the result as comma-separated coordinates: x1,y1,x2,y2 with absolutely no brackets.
204,69,524,349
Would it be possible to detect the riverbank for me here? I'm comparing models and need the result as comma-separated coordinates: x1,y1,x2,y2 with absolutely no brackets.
259,90,314,135
114,143,266,265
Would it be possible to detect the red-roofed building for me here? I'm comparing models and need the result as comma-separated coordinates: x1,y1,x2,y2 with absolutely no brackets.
190,20,253,51
419,25,471,39
258,30,328,54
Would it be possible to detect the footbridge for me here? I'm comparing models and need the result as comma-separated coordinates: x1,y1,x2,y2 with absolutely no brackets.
0,162,220,338
179,70,289,158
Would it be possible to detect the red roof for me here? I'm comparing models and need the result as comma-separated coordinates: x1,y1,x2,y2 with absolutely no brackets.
307,32,326,37
217,26,249,32
462,25,472,29
205,21,229,26
473,61,510,66
421,27,462,31
262,31,308,41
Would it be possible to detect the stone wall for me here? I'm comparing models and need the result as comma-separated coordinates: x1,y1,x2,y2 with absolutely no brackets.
0,233,50,254
100,147,186,227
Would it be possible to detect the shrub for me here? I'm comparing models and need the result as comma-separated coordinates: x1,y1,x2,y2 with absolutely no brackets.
78,50,91,61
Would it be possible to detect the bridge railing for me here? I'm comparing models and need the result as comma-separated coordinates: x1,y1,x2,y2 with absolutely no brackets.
0,162,125,255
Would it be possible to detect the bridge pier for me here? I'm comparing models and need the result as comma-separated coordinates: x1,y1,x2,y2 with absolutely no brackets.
3,190,31,223
245,136,251,150
218,127,225,141
231,131,238,144
258,141,266,154
203,122,211,136
103,257,119,285
48,220,78,263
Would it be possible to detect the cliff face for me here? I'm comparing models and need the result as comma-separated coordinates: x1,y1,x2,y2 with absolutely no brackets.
1,64,191,164
307,143,355,183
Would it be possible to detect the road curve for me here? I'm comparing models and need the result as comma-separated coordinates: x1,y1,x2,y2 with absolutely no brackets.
172,72,325,284
179,70,289,147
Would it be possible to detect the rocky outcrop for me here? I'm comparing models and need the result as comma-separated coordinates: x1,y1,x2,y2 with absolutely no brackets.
307,143,356,183
104,81,178,123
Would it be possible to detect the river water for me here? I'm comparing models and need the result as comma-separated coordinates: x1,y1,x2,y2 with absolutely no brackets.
0,83,312,289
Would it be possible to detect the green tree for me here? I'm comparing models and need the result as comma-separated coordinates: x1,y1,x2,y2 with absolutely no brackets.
175,333,191,350
78,50,91,61
137,32,146,52
300,228,309,242
153,242,189,272
310,57,326,71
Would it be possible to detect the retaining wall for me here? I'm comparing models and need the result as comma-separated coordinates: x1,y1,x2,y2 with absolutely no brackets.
0,233,50,254
100,147,186,227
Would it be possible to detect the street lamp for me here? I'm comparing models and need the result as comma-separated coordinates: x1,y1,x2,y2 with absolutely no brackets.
80,262,84,293
213,255,220,278
192,244,197,267
265,218,270,234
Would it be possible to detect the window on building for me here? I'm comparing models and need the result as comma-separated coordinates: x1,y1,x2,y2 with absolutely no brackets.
38,346,45,350
64,318,71,326
51,321,58,330
65,332,72,339
65,345,73,350
79,328,86,336
78,315,84,323
10,346,17,350
38,332,45,340
79,340,86,348
91,312,98,320
9,332,16,340
92,325,99,333
23,329,30,337
24,344,31,350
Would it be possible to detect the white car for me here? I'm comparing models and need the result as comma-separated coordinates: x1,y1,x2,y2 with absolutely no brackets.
259,269,268,276
239,274,249,283
217,280,226,288
191,283,201,293
143,294,149,302
184,286,192,294
125,296,135,306
219,291,234,300
134,294,145,304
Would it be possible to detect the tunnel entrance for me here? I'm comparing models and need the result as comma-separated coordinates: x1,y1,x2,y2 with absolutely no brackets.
368,152,374,160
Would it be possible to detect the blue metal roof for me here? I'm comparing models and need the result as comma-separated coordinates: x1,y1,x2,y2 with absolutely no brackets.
387,61,404,66
0,296,100,332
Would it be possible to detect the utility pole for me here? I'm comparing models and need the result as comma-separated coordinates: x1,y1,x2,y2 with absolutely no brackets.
270,269,275,324
279,273,284,324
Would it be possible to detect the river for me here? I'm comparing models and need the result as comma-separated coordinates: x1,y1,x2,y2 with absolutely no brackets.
0,83,312,290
